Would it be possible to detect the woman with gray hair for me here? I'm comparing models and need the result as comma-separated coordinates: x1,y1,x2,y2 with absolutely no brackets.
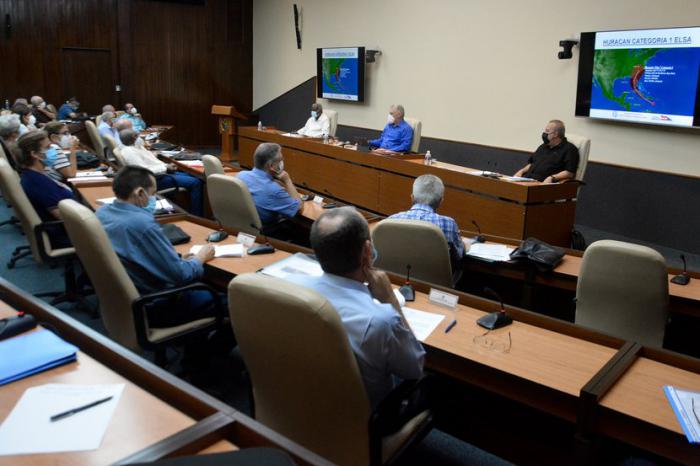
0,114,22,170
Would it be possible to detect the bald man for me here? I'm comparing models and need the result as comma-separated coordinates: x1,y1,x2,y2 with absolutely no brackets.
515,119,580,183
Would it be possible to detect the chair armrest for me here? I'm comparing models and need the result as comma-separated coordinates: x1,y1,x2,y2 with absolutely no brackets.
131,282,223,350
33,220,74,263
368,375,433,465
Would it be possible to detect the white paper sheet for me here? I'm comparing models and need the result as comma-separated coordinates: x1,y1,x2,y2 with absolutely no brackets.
177,160,204,167
402,307,445,341
466,243,514,262
665,386,700,443
282,132,303,138
96,197,116,205
190,244,244,258
75,171,106,178
68,176,109,183
260,253,323,278
500,176,537,182
0,384,124,455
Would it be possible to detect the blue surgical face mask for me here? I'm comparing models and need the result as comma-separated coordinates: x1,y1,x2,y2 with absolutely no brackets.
144,195,157,214
311,110,318,119
41,147,58,167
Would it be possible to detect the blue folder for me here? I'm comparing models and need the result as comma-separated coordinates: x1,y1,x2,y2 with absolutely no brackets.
0,328,78,386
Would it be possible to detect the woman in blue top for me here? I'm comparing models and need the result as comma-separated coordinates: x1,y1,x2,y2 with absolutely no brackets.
17,130,78,248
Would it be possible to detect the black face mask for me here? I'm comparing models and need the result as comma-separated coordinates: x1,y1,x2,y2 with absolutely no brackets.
541,132,550,144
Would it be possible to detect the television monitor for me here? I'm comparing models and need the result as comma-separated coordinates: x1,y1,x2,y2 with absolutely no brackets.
317,47,365,102
575,26,700,128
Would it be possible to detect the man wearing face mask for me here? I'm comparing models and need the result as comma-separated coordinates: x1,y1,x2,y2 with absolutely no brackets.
514,120,580,183
96,166,219,326
284,206,424,408
297,102,330,138
368,104,414,155
237,142,304,228
98,111,118,141
0,114,22,171
30,96,56,126
17,131,78,247
118,102,147,132
57,97,83,121
43,121,79,182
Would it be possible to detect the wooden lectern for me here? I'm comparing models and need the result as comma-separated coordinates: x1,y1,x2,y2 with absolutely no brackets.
211,105,248,161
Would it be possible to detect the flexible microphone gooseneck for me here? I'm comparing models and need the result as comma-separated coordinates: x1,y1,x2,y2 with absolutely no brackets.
398,264,415,302
477,287,513,330
671,254,691,286
472,220,485,243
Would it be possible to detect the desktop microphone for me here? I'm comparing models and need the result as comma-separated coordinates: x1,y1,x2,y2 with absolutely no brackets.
671,254,691,286
472,220,485,243
247,223,276,255
477,287,513,330
398,264,416,302
293,4,302,49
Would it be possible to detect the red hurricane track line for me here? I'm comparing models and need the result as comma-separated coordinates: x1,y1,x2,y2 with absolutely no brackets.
630,65,656,106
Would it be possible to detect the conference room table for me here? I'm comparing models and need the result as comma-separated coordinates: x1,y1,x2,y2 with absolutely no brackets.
157,213,700,465
238,126,579,247
455,232,700,318
0,281,330,466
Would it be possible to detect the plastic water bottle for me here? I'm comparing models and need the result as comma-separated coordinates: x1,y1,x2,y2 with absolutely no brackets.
323,133,329,144
424,150,432,166
257,121,263,131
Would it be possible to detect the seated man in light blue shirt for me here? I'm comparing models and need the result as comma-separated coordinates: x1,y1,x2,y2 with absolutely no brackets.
285,207,425,408
97,111,119,140
237,142,304,228
119,102,147,132
389,174,465,268
96,165,218,327
368,104,414,155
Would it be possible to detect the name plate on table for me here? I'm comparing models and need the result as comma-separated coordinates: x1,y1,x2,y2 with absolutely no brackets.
429,289,459,309
237,232,256,248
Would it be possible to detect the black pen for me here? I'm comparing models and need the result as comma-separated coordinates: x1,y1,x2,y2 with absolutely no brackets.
445,319,457,333
50,396,114,422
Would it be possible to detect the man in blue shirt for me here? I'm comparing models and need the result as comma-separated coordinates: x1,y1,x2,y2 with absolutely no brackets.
98,111,118,140
57,97,81,120
237,142,304,226
17,130,78,248
285,207,425,408
118,102,147,132
368,104,414,154
389,174,465,267
96,166,218,326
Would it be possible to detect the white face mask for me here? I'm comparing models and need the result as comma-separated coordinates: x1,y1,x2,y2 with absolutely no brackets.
59,134,72,149
130,107,138,115
28,115,36,127
38,102,46,109
387,114,394,124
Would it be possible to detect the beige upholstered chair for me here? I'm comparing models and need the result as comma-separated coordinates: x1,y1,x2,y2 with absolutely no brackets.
228,273,432,466
566,133,591,181
207,174,261,235
372,219,454,288
111,146,126,168
85,120,107,161
202,154,225,178
103,134,119,164
58,199,221,357
404,118,422,153
0,159,85,305
575,240,669,347
324,109,338,137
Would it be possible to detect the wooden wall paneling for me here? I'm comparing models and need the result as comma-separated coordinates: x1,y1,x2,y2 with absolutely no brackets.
524,201,577,246
61,48,115,116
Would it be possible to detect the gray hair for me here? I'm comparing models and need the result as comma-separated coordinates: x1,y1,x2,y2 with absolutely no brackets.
412,174,444,209
119,129,138,146
549,119,565,138
101,111,115,122
391,104,405,118
0,114,21,138
114,119,132,131
102,104,116,113
30,96,44,106
311,102,323,113
253,142,282,169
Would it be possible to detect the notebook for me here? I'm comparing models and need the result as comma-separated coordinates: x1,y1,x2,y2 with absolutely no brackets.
0,328,78,386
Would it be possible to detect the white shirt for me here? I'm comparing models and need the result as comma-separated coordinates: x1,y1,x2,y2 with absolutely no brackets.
298,113,330,137
121,145,167,175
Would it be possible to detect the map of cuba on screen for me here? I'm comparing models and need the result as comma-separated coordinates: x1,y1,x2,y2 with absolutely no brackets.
590,27,700,127
319,47,362,101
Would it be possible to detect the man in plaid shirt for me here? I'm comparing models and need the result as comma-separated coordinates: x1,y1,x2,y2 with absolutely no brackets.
389,174,465,267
